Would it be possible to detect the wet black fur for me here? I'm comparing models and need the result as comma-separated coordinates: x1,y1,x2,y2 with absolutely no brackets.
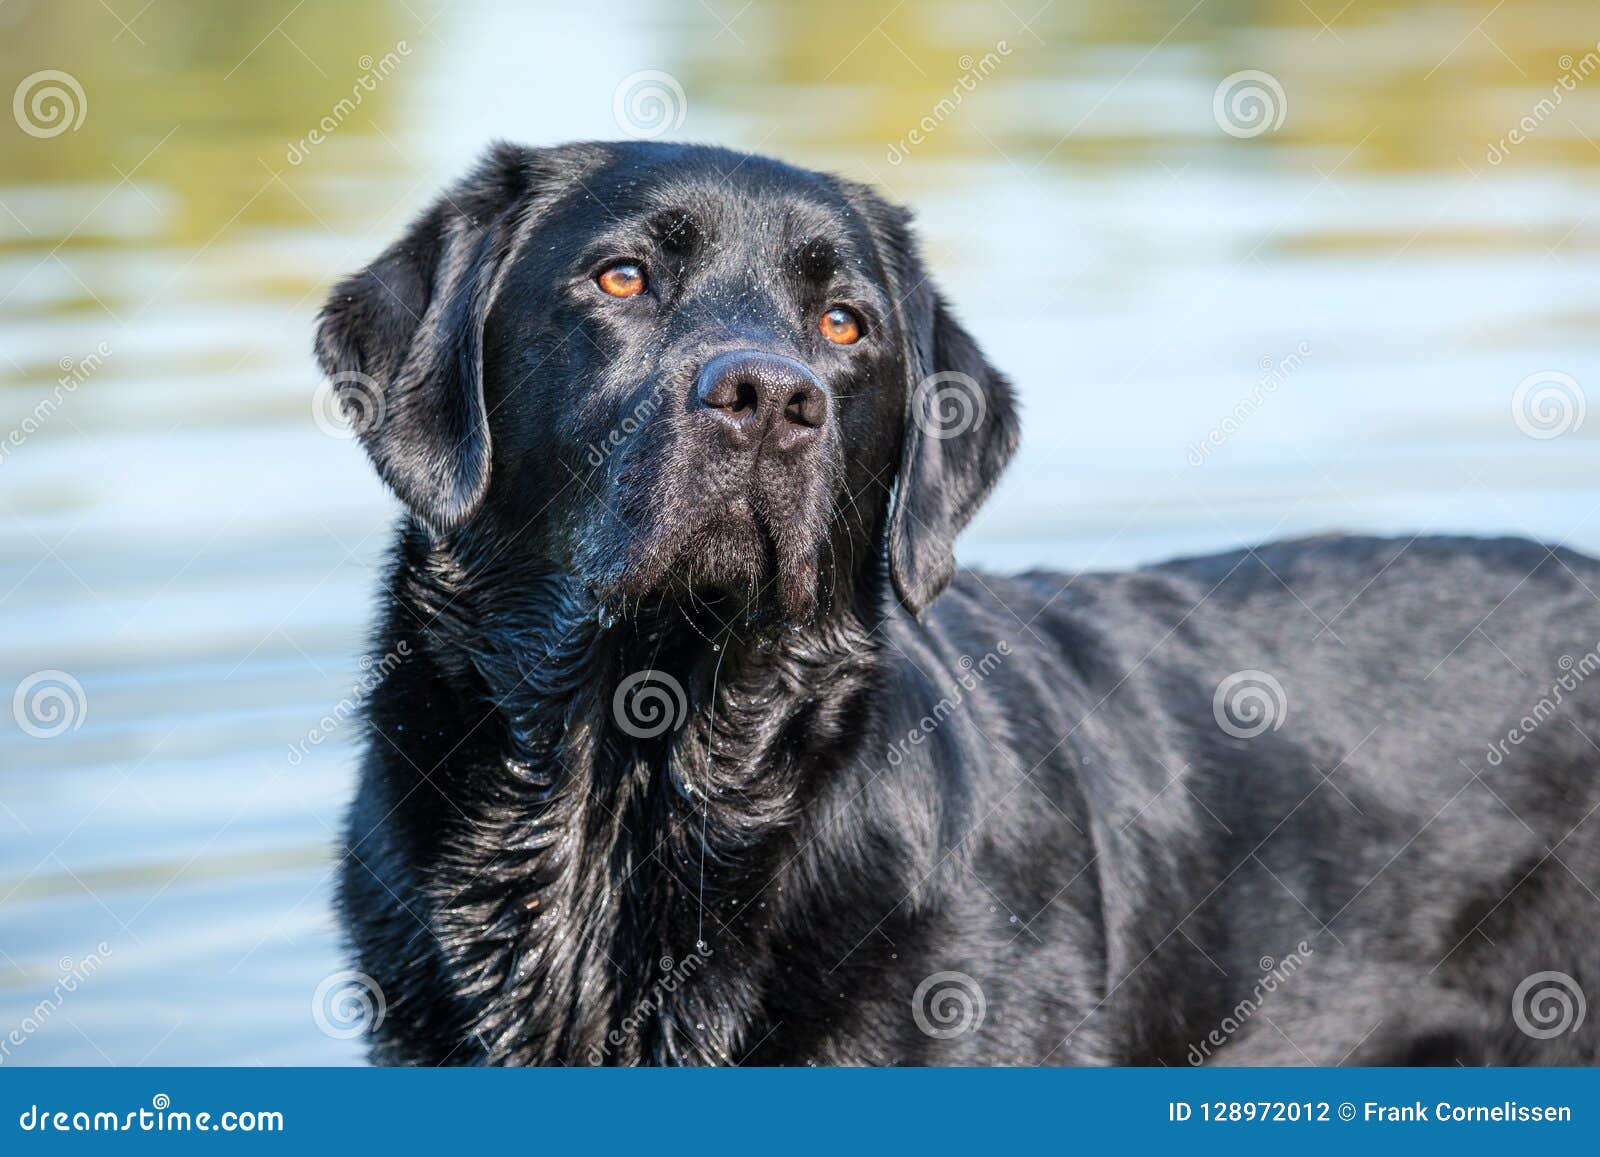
320,141,1600,1065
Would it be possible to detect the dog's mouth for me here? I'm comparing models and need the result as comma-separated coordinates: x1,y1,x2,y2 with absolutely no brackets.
593,484,823,624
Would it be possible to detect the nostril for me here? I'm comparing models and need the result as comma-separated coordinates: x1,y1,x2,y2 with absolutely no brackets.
784,386,825,429
697,374,760,420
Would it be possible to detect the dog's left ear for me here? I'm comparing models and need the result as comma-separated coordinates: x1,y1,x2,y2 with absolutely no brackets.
849,194,1019,615
889,287,1020,613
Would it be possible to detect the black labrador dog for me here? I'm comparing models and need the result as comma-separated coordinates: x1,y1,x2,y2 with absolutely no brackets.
318,140,1600,1066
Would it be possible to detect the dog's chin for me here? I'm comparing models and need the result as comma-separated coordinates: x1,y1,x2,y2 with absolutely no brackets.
597,503,820,626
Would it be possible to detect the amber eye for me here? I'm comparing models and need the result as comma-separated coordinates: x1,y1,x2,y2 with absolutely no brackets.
819,306,862,345
596,262,645,298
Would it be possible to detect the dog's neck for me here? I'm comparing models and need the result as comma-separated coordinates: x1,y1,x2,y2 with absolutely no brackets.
380,526,883,1064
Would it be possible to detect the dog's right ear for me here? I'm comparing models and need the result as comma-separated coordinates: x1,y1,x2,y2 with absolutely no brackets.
314,142,539,533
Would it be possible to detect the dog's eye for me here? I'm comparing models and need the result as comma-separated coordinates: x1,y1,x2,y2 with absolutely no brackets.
596,262,646,298
819,306,862,345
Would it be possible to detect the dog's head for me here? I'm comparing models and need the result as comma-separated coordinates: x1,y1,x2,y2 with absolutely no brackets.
316,142,1017,621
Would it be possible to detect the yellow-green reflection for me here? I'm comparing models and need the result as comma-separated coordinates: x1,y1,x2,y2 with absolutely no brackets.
1,0,1595,265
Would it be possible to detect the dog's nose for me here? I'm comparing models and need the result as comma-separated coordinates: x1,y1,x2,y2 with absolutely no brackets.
694,351,827,451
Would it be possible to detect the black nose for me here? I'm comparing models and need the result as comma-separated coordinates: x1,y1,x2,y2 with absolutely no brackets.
694,351,827,451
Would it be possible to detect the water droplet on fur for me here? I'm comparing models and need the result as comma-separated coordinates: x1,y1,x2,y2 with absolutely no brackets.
596,604,616,629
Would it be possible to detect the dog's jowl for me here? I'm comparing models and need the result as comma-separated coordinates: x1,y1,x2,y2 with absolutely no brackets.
318,140,1600,1066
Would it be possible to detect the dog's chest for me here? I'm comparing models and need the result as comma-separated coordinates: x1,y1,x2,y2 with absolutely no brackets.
422,745,794,1065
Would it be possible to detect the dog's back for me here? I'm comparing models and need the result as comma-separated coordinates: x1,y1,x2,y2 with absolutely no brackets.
907,535,1600,1063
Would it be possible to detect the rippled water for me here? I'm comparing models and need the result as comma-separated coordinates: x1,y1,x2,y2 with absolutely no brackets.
2,0,1598,1064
